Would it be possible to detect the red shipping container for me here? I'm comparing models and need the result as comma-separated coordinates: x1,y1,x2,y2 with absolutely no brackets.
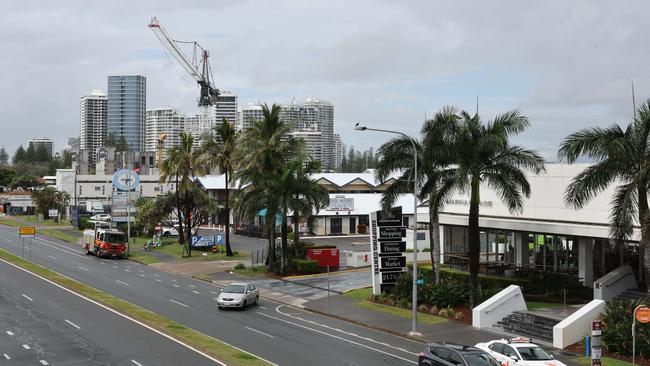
307,248,339,267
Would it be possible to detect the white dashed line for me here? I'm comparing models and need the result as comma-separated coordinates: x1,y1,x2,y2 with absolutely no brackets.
125,269,130,272
139,270,144,273
65,319,81,330
77,266,89,271
173,284,180,288
112,266,117,269
115,280,130,286
22,294,33,302
246,326,275,338
3,354,10,360
154,274,160,277
47,255,57,260
22,344,30,350
259,306,267,310
39,360,49,365
192,290,199,294
189,284,196,288
169,299,189,308
6,331,13,336
139,274,145,277
210,291,219,295
131,360,143,366
171,279,177,282
156,279,162,282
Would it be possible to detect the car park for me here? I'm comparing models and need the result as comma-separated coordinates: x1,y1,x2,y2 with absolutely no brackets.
475,338,563,366
418,342,500,366
216,283,259,310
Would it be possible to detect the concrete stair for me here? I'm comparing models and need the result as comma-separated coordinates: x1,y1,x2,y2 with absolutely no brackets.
495,311,559,343
615,288,648,301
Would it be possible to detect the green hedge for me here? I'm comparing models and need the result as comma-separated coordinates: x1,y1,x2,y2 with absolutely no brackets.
291,259,320,274
602,298,650,358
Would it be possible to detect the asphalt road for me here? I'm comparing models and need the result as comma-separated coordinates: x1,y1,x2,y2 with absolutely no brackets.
0,258,216,365
0,225,423,365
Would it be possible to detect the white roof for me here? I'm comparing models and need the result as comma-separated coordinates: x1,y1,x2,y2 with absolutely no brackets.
196,175,242,190
196,172,399,191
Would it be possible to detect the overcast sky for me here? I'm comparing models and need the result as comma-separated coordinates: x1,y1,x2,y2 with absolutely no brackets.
1,0,649,161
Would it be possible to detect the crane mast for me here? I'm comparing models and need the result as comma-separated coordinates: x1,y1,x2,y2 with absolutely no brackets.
148,17,219,108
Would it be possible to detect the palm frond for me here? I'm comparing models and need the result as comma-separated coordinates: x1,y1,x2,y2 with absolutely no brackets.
609,182,638,240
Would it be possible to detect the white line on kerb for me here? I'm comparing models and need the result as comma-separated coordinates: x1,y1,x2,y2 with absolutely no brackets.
246,326,275,338
22,294,33,302
2,354,9,360
39,360,49,365
65,319,81,330
6,331,13,336
22,344,30,350
168,299,189,308
131,360,143,366
115,280,129,286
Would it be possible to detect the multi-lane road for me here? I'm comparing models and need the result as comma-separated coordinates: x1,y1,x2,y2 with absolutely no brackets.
0,225,423,365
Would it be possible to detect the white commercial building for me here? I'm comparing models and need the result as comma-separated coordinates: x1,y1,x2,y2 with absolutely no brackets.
79,89,107,165
333,133,342,170
215,91,238,127
238,103,264,132
144,108,185,160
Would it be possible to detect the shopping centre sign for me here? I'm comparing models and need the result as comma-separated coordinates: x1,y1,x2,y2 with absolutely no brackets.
370,206,407,295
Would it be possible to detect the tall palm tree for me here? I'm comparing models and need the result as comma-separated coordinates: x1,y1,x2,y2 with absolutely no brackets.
558,100,650,292
375,107,459,284
160,132,205,256
200,119,240,256
236,104,294,268
435,109,545,307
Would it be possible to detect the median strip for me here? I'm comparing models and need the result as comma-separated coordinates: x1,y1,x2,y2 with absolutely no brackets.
0,248,272,366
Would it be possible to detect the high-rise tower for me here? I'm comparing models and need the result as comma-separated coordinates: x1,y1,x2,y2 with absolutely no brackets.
107,75,146,151
79,89,107,165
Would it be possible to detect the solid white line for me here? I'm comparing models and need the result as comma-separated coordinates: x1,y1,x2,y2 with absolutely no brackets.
0,258,233,366
65,319,80,330
22,294,33,302
256,311,417,364
47,255,57,260
2,354,9,360
192,290,199,294
245,326,275,338
115,280,129,286
131,360,143,366
22,344,30,350
169,299,189,308
77,266,89,271
39,360,49,365
6,331,13,336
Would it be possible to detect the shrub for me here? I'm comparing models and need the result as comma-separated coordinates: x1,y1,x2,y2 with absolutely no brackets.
602,298,650,358
294,259,320,274
422,248,431,252
428,281,468,308
234,263,246,270
437,307,456,318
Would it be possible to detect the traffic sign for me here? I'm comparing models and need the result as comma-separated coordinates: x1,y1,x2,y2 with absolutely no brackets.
637,306,650,323
18,227,36,236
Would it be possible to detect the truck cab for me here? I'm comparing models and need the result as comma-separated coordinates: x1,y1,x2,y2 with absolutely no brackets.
83,224,127,258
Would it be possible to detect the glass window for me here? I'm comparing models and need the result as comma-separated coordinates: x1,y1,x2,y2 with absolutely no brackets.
449,352,464,365
223,285,246,294
464,353,500,366
501,345,517,357
516,346,552,361
489,343,504,354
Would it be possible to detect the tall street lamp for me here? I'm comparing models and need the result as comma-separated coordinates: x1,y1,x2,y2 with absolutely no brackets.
354,123,421,336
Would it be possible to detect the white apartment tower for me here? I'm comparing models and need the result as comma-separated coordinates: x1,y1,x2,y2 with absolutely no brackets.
238,103,264,132
215,91,238,127
333,133,342,170
144,108,186,160
289,130,323,166
79,89,107,165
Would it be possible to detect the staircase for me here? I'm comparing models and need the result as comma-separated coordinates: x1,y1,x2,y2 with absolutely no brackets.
495,311,559,343
615,288,648,301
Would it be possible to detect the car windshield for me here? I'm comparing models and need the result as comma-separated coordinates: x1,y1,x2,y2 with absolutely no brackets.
105,233,126,243
517,346,553,361
223,285,246,294
464,353,500,366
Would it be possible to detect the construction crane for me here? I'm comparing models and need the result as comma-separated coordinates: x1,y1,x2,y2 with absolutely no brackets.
148,16,219,110
156,133,167,169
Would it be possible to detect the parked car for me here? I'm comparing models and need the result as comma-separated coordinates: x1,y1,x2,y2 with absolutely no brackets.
418,342,500,366
475,338,563,366
216,283,259,310
157,226,178,237
90,214,112,222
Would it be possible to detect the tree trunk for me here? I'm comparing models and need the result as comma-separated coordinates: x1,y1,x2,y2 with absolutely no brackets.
427,199,439,284
468,175,481,308
281,205,288,275
639,188,650,293
224,169,233,256
185,189,192,257
175,174,185,245
293,210,300,257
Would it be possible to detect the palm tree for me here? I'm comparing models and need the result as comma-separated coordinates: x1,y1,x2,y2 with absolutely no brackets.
160,132,205,256
435,109,545,307
375,107,460,284
558,100,650,292
236,104,294,268
53,190,70,221
200,119,240,256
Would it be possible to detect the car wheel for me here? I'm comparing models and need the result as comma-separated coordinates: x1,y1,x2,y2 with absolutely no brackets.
163,231,171,237
218,306,222,310
242,300,247,310
255,295,259,305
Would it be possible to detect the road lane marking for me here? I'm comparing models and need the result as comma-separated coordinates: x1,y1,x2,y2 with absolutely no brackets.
47,255,57,260
169,299,189,308
22,344,30,350
22,294,33,302
192,290,199,294
171,279,177,282
257,310,417,364
246,326,275,338
125,269,130,272
139,274,145,277
259,306,267,309
77,266,89,271
115,280,130,286
210,291,219,295
173,284,180,288
139,270,144,273
156,279,162,282
189,284,196,288
112,266,118,269
6,331,13,336
0,258,243,366
131,360,143,366
2,354,9,360
65,319,81,330
39,360,49,365
154,274,160,277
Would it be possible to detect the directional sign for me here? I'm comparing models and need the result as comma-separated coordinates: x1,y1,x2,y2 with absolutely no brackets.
18,227,36,237
379,241,406,253
380,256,406,269
378,226,406,240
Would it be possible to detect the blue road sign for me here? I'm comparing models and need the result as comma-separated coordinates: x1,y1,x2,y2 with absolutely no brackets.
190,236,215,248
215,232,225,245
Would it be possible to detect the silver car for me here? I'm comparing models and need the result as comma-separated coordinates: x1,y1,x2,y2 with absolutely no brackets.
217,283,259,310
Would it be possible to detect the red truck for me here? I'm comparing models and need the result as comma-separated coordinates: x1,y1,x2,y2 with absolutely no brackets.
82,224,127,258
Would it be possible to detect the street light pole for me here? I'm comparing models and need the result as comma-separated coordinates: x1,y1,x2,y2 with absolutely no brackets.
354,123,421,336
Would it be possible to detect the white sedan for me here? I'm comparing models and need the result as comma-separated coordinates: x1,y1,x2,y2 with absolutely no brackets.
216,283,259,310
475,338,565,366
90,214,112,222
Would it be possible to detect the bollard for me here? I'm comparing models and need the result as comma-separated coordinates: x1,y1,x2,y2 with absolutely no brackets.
585,336,590,357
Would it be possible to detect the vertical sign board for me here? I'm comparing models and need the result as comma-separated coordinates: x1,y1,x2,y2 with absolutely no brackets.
370,206,407,295
591,320,601,366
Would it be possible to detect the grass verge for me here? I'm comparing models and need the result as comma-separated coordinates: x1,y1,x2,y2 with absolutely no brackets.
574,356,632,366
0,217,23,227
0,248,271,366
132,237,250,262
343,287,446,325
233,266,269,278
39,229,80,245
526,301,566,311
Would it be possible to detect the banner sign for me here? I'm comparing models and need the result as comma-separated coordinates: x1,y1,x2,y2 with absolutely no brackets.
19,227,36,237
48,209,59,218
191,236,215,248
370,206,407,295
